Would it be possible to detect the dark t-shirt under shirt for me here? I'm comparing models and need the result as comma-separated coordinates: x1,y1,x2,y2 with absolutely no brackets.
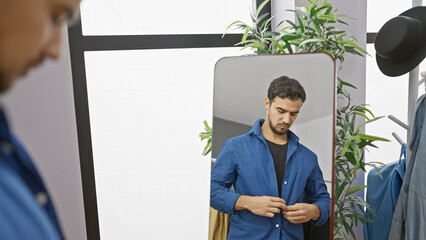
265,139,288,198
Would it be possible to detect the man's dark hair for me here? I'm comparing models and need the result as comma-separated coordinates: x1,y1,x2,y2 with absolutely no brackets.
267,76,306,103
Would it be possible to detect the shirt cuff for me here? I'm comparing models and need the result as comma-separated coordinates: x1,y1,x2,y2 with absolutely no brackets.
310,202,329,226
223,191,241,215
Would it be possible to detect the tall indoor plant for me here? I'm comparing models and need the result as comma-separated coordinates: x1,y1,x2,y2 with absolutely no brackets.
201,0,389,239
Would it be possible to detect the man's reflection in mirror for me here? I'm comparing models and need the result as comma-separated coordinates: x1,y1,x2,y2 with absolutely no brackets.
210,76,330,239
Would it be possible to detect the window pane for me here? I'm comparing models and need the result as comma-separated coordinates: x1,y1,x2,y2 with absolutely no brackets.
80,0,253,36
367,0,412,32
365,44,408,170
84,47,250,239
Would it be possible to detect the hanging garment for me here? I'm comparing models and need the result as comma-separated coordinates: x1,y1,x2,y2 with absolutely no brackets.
364,144,406,240
209,207,230,240
389,94,426,240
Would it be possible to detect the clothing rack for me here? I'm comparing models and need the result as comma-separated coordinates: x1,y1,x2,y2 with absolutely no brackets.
388,69,426,161
391,132,405,146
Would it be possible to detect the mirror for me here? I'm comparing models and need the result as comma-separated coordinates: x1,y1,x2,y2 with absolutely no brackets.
211,53,335,239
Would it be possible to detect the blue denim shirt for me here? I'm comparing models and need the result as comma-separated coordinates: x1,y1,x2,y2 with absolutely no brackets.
0,109,62,240
211,119,330,240
364,144,406,240
389,94,426,240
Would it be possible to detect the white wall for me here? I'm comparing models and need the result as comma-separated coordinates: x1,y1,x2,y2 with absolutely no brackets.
271,0,295,29
0,29,87,240
323,1,367,239
330,0,367,106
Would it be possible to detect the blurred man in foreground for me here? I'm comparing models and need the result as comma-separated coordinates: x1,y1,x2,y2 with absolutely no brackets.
0,0,81,239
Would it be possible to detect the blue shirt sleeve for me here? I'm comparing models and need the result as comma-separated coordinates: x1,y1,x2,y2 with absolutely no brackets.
210,140,241,215
304,154,331,226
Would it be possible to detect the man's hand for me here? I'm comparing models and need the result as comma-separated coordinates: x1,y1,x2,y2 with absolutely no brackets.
234,195,286,218
282,203,320,224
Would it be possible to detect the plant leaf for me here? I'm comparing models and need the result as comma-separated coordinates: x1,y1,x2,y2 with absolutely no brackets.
241,27,250,44
354,112,370,121
203,120,212,133
295,12,305,33
260,16,275,30
257,12,270,25
270,38,286,53
299,37,326,47
202,138,212,156
340,40,367,54
341,136,352,156
255,0,270,18
199,133,211,141
358,133,390,142
356,106,375,118
355,116,383,133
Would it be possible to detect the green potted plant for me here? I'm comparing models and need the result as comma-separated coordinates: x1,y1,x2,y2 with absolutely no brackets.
201,0,389,238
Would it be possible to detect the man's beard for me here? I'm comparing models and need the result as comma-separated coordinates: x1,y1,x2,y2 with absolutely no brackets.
268,113,289,135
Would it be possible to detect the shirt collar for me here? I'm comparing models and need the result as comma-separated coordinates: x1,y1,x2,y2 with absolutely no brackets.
249,118,299,145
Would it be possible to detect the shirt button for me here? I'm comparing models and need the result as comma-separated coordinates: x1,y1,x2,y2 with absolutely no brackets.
35,192,48,206
284,181,287,185
276,224,279,228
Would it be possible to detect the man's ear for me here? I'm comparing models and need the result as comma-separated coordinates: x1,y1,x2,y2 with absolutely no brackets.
264,97,270,109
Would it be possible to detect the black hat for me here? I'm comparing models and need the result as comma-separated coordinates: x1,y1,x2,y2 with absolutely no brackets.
375,6,426,77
